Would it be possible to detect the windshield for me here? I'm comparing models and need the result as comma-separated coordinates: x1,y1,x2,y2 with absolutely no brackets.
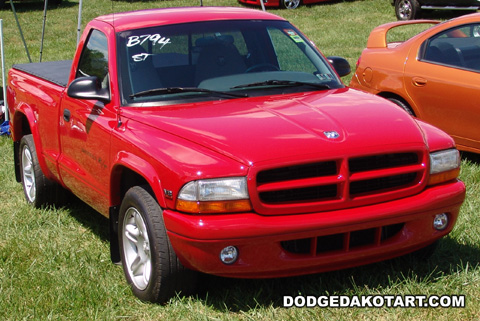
117,19,344,105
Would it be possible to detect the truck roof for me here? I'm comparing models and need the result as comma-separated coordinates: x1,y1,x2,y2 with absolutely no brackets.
94,6,285,32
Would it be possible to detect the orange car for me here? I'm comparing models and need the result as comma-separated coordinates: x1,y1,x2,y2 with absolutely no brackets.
350,13,480,154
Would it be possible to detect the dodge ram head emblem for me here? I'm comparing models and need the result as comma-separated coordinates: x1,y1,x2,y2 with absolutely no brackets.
324,131,340,139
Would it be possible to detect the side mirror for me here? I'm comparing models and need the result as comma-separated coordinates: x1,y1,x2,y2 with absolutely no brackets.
327,56,351,77
67,76,110,103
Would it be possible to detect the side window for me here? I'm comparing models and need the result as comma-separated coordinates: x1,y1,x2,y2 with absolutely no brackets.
76,29,109,89
422,23,480,71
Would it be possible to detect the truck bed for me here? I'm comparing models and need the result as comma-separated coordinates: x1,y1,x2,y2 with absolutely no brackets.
12,60,72,87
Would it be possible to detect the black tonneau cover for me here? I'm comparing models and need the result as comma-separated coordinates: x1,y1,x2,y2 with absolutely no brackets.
12,60,72,87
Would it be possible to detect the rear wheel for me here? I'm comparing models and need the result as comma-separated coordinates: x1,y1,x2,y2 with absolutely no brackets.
281,0,301,9
19,135,59,207
388,97,415,116
395,0,421,20
119,186,197,303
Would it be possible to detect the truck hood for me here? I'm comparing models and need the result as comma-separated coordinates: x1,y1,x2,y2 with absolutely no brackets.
124,88,426,166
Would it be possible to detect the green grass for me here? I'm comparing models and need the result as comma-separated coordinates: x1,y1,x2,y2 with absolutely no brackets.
1,0,480,320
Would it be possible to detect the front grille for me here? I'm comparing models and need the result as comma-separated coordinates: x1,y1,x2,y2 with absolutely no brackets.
349,153,419,173
257,161,337,184
260,185,337,203
255,151,426,211
350,173,418,195
281,223,404,256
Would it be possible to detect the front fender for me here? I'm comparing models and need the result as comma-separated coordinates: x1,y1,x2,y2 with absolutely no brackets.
110,151,167,208
416,119,456,152
109,118,250,212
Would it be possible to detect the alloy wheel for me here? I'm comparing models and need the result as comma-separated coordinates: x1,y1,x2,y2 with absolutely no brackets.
122,207,152,291
21,145,36,203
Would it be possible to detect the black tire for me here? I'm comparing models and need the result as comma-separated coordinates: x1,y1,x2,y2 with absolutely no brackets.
118,186,197,303
280,0,301,9
388,97,416,116
19,135,58,207
395,0,421,20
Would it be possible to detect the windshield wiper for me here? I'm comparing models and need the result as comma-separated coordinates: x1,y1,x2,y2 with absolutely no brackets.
232,80,330,90
130,87,248,99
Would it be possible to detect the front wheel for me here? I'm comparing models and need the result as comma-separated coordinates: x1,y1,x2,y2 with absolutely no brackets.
281,0,301,9
395,0,421,20
119,186,197,303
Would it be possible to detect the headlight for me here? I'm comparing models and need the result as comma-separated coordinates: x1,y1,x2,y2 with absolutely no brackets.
428,149,461,185
176,177,252,214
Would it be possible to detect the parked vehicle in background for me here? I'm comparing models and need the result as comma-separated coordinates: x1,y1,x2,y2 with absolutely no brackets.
7,7,465,304
351,13,480,154
238,0,330,9
392,0,479,20
0,0,62,9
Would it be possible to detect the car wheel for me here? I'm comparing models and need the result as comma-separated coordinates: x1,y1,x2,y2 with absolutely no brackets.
19,135,58,207
281,0,301,9
394,0,421,20
119,186,197,303
388,97,416,116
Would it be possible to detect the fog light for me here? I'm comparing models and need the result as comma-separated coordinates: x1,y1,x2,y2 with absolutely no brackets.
433,213,449,230
220,246,238,265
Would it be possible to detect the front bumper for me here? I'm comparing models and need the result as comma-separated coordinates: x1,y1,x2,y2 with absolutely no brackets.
163,180,465,278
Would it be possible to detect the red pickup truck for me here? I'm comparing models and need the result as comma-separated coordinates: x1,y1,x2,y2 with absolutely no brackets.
7,7,465,303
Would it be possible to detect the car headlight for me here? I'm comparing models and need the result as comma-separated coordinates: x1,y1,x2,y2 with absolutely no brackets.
428,149,461,185
176,177,252,213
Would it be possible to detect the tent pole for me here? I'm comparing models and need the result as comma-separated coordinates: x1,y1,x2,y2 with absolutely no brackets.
40,0,48,62
260,0,266,11
1,19,8,122
77,0,83,44
10,0,31,63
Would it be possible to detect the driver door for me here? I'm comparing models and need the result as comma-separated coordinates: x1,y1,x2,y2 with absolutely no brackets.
58,28,116,214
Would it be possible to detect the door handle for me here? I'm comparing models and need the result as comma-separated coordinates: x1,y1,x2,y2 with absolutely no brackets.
63,109,71,122
412,77,427,87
